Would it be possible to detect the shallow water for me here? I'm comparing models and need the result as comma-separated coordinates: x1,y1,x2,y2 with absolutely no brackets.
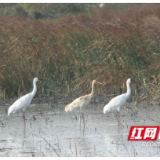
0,102,160,157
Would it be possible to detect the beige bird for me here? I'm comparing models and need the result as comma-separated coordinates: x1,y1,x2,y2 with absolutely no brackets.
65,80,102,130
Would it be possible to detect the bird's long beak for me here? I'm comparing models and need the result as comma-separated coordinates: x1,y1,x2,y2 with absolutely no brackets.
96,82,103,85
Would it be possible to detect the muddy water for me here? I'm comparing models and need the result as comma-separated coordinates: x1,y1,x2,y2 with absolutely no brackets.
0,102,160,157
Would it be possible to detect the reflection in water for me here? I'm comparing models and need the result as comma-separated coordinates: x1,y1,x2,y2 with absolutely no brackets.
104,132,135,157
104,133,120,156
66,137,86,156
0,104,160,156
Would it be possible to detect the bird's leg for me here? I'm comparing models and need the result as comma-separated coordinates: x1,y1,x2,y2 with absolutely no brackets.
82,111,85,136
23,111,26,138
82,111,85,131
116,112,120,130
116,111,124,128
79,108,82,130
79,115,81,130
73,110,77,120
114,112,117,118
23,112,25,127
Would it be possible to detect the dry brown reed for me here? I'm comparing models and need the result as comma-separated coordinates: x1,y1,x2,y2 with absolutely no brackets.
0,5,160,104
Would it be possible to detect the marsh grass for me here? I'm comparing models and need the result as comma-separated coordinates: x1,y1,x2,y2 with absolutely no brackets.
0,5,160,103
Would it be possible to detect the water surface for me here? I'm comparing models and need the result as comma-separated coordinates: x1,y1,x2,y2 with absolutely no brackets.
0,102,160,157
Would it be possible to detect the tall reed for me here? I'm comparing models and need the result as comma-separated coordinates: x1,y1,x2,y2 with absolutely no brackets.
0,5,160,103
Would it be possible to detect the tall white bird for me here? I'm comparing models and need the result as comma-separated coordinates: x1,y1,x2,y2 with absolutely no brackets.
65,80,102,129
8,77,39,125
103,78,131,126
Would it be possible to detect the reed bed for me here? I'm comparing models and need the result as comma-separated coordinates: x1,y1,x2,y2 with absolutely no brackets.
0,5,160,104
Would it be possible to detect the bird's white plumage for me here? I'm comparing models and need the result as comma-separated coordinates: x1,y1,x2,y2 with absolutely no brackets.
8,93,33,115
103,78,131,114
8,77,38,116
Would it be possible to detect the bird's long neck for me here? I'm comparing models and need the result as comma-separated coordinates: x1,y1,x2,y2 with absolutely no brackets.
125,81,131,99
31,81,37,98
90,82,95,98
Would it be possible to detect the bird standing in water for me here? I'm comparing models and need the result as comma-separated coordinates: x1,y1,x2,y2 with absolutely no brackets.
8,77,39,127
103,78,131,127
65,80,102,130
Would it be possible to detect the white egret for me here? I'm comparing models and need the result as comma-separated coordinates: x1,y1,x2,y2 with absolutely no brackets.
103,78,131,126
65,80,102,129
8,77,39,126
